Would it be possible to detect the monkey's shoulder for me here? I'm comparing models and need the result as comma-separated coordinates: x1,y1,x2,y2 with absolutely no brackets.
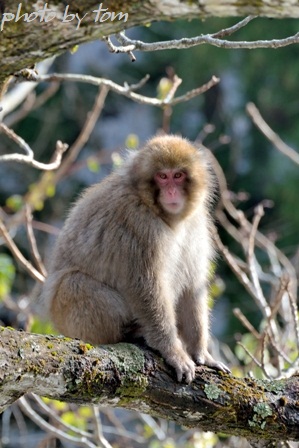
61,173,159,237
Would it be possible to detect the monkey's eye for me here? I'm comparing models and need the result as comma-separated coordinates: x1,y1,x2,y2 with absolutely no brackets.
174,172,182,178
158,173,167,179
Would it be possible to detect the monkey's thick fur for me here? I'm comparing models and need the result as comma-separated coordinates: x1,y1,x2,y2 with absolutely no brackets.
42,135,228,382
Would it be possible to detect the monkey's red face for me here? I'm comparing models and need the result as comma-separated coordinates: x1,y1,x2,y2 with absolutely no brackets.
154,169,187,215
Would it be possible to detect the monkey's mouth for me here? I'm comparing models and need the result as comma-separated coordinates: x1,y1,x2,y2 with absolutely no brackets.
164,202,184,214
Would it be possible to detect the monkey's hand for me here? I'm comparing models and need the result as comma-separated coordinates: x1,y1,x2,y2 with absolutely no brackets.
193,351,231,374
164,342,196,383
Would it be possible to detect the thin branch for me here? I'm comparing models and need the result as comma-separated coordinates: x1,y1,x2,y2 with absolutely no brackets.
55,84,109,182
124,74,150,91
20,73,219,108
104,36,136,62
267,333,292,366
99,409,146,444
0,123,33,157
212,16,257,38
233,308,260,340
112,17,256,58
1,58,55,118
0,217,45,283
213,230,258,301
139,414,166,441
164,74,182,103
170,76,219,105
246,204,267,309
260,333,271,378
247,102,299,166
5,83,60,127
25,205,47,278
30,394,92,440
206,145,298,296
0,123,68,170
237,342,263,369
10,403,28,448
287,286,299,357
18,397,96,448
92,406,113,448
113,18,299,51
270,276,289,319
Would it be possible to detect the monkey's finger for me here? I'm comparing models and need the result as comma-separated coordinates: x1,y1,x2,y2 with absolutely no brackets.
205,359,231,374
176,369,183,383
194,352,231,374
172,359,195,383
183,369,194,384
213,361,231,374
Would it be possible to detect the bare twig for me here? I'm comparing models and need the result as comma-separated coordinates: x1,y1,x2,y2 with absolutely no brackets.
0,217,45,283
5,83,60,127
18,397,96,448
30,394,92,440
247,102,299,166
0,122,33,157
260,333,270,378
237,342,263,369
0,123,68,170
246,205,267,309
269,276,289,321
92,406,113,448
287,286,299,356
113,18,299,51
213,230,258,300
25,205,47,278
212,16,257,39
105,36,136,62
267,333,292,366
123,74,150,91
99,409,146,444
206,145,298,296
170,76,219,105
55,84,109,182
233,308,260,340
20,73,219,108
164,75,182,103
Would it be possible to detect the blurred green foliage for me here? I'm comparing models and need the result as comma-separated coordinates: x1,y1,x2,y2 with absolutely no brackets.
0,254,15,299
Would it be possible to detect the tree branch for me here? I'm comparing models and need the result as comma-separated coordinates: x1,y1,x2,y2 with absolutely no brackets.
114,19,299,52
246,102,299,166
0,124,68,170
17,72,219,107
1,2,299,85
0,327,298,441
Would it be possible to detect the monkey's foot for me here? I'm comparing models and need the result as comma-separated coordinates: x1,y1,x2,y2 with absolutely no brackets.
165,346,196,383
193,352,231,374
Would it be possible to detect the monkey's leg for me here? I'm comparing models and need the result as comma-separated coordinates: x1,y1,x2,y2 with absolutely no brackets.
178,288,230,373
131,291,196,383
50,271,130,345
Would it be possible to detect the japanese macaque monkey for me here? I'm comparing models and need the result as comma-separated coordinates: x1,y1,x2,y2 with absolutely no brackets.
42,135,229,382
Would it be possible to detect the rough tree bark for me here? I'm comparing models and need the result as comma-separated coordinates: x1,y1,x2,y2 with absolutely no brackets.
0,327,298,442
1,0,299,85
